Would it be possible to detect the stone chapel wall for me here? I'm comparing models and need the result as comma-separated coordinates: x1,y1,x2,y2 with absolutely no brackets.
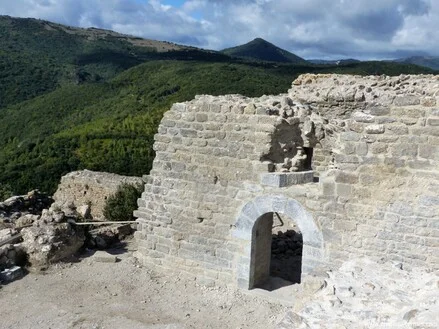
134,74,439,287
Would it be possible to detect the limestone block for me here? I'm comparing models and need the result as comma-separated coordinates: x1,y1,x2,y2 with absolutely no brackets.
390,143,418,157
352,112,375,123
260,171,314,187
427,118,439,126
366,104,390,116
393,95,420,106
386,124,409,135
340,131,361,141
365,124,385,134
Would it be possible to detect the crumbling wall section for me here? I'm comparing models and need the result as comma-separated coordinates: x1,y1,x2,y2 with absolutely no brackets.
290,74,439,269
53,170,144,220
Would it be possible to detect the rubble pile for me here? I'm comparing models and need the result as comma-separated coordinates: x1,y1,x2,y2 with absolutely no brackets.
277,258,439,329
21,209,86,269
271,230,303,283
0,190,53,228
0,189,135,282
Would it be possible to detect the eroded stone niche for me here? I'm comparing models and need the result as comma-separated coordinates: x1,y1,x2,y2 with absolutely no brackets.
134,74,439,288
259,101,325,174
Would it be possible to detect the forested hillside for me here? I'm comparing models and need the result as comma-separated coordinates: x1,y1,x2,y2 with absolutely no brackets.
0,16,436,195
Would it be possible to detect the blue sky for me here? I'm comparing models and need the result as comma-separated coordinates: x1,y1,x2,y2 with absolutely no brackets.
0,0,437,60
162,0,186,7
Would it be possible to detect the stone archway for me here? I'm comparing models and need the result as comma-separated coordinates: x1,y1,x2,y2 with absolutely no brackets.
233,195,324,289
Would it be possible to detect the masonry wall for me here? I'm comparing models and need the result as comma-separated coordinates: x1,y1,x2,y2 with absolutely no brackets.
53,170,144,220
134,74,439,287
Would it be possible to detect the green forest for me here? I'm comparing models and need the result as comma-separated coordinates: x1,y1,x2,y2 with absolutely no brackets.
0,15,436,195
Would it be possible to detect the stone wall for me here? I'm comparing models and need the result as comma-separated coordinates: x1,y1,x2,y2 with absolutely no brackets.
134,74,439,288
53,170,144,220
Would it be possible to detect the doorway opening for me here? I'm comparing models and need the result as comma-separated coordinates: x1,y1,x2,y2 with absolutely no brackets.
251,212,303,290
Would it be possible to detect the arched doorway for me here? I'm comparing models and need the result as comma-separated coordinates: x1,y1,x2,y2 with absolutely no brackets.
233,195,324,289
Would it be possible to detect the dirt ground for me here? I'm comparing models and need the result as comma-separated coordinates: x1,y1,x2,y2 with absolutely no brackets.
0,241,289,329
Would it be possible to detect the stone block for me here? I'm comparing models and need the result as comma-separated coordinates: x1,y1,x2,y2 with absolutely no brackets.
390,143,418,157
347,121,364,133
427,118,439,126
180,129,197,138
340,131,361,141
334,220,357,232
365,124,385,134
0,266,23,282
366,104,390,116
393,96,420,106
411,126,439,137
421,97,436,107
92,251,118,263
356,142,368,156
418,145,439,160
334,171,359,184
352,112,374,123
260,171,314,187
334,154,359,164
386,124,409,135
370,143,388,154
322,182,335,196
335,183,351,197
399,117,419,126
375,117,397,124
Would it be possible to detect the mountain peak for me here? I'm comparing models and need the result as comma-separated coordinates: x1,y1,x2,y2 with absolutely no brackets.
221,38,307,64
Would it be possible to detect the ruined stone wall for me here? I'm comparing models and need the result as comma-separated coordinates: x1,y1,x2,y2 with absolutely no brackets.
53,170,144,220
290,74,439,268
134,74,439,288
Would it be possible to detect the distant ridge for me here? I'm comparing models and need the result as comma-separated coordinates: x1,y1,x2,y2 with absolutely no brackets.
394,56,439,71
308,59,361,65
221,38,308,64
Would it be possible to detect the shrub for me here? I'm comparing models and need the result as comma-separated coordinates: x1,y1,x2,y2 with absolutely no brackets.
0,183,14,201
103,183,143,221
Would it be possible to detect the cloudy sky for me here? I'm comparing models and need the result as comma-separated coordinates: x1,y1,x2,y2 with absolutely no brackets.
0,0,437,60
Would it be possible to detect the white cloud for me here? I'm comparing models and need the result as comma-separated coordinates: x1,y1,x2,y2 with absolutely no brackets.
0,0,437,59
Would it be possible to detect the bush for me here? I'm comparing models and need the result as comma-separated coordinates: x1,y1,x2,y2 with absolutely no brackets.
0,183,14,201
103,183,143,221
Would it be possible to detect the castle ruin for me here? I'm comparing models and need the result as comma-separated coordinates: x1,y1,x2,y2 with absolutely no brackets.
134,74,439,289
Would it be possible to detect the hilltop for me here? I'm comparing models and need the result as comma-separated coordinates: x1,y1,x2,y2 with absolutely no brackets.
0,16,436,195
394,55,439,70
221,38,308,64
0,15,227,108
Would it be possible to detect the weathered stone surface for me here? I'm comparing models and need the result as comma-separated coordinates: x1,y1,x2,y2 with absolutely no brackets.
53,170,143,221
91,251,118,263
365,124,385,134
260,171,314,187
134,74,439,289
0,266,23,282
277,258,438,328
21,213,85,269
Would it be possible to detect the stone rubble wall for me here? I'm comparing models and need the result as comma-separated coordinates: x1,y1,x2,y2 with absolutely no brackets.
53,170,144,220
290,74,439,270
134,74,439,287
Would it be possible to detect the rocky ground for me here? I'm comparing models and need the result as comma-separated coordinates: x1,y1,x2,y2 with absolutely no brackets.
278,258,438,329
1,242,437,329
0,241,288,329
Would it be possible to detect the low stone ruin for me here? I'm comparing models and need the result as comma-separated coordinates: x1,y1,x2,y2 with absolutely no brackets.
53,170,144,221
1,170,143,281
